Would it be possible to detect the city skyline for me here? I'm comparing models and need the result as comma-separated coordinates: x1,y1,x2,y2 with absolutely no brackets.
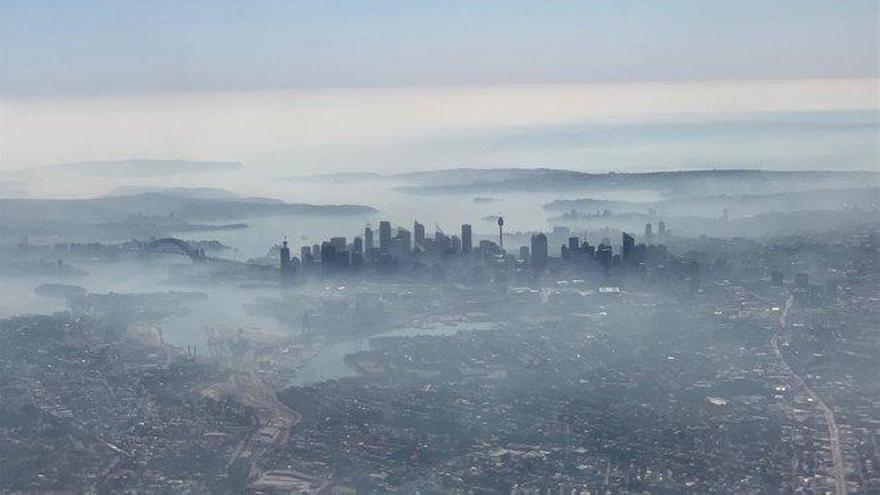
2,3,878,493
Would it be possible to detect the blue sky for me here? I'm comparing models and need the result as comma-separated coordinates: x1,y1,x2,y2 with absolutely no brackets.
3,0,878,97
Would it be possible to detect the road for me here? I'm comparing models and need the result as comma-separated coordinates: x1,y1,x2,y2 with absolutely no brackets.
771,294,847,495
199,327,303,485
204,369,301,476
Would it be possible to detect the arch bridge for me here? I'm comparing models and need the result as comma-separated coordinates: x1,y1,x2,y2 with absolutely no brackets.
144,238,205,261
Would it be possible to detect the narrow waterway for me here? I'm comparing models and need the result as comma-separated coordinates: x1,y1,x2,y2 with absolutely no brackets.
288,321,497,386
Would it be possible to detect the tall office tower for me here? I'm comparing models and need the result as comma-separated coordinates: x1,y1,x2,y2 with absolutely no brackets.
413,221,426,248
364,226,374,251
478,239,494,257
622,232,635,261
379,221,392,253
568,236,580,253
389,228,411,260
352,236,363,254
461,224,473,254
330,236,347,253
596,243,613,268
434,231,452,254
320,241,335,266
301,246,312,263
312,244,321,258
658,221,666,237
396,227,411,251
645,222,653,240
451,235,461,253
530,233,548,271
434,229,451,250
497,216,505,250
279,239,291,272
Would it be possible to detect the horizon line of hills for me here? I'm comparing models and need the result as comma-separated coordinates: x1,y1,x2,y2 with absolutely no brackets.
4,158,877,194
5,157,877,178
2,162,877,214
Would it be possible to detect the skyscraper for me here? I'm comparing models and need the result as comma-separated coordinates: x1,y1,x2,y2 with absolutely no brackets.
434,230,452,254
497,216,504,250
280,239,291,272
364,226,374,251
596,242,612,269
320,241,335,266
531,233,548,271
379,221,392,253
330,236,347,253
645,222,653,240
351,235,365,267
413,221,426,249
622,232,635,261
396,227,411,251
390,227,411,259
658,221,666,237
461,224,473,255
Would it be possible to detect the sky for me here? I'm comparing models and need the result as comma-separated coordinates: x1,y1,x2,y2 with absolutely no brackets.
3,0,878,97
1,1,878,176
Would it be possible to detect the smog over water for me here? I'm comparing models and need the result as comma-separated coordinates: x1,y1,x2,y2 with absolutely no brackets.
2,2,879,494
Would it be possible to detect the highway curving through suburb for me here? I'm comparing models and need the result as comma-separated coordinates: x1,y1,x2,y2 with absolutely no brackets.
771,294,847,495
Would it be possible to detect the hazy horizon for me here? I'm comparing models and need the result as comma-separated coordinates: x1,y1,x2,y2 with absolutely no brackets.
3,78,878,182
4,1,877,180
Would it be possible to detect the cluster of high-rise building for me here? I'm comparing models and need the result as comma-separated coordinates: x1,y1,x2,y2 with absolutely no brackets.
279,220,500,278
532,221,667,267
279,219,677,283
531,224,660,274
